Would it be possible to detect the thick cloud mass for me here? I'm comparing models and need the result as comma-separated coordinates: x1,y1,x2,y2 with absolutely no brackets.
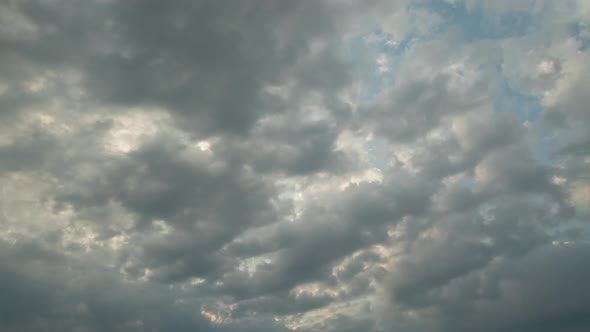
1,1,589,331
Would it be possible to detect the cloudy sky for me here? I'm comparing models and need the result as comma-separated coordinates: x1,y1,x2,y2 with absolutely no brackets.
1,0,590,331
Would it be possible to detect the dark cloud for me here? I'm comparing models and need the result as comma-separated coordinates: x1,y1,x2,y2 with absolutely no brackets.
216,170,435,299
3,0,360,136
388,243,590,332
0,0,589,331
0,238,214,332
52,133,280,283
215,116,353,176
0,127,57,174
366,73,491,143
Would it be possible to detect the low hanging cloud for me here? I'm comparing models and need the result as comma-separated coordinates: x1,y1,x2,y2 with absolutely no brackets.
0,0,589,331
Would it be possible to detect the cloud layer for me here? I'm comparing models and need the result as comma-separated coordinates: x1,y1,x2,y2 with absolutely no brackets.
1,1,589,331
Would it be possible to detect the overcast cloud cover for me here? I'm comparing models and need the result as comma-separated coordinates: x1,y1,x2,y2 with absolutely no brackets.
0,0,589,331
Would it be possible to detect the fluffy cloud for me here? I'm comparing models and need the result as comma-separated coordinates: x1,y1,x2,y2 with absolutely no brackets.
0,0,589,331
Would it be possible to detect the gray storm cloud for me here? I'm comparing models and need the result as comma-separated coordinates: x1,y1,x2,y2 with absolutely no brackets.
0,0,589,331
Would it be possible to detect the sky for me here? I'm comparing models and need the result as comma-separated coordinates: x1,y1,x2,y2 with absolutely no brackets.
0,1,589,331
